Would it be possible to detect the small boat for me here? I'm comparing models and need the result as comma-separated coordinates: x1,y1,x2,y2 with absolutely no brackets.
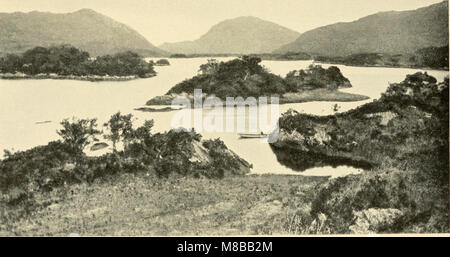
135,105,183,112
90,142,109,151
238,132,269,138
35,120,52,125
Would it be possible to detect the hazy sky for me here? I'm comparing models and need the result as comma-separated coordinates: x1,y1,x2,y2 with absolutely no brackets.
0,0,444,45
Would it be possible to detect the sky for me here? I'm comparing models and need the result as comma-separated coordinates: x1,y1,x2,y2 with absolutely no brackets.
0,0,445,45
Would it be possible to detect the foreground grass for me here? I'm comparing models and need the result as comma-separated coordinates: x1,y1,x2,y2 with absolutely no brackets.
0,173,327,236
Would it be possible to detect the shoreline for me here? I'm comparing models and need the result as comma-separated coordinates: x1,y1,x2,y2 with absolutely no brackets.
144,89,370,109
315,61,449,71
0,72,156,82
159,56,448,71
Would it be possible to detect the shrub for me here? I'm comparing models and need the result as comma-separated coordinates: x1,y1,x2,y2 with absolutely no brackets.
57,117,101,153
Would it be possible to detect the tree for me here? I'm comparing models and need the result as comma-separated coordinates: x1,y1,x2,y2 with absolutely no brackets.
131,120,154,144
198,59,219,75
103,112,134,151
240,55,263,75
57,118,101,153
1,54,22,73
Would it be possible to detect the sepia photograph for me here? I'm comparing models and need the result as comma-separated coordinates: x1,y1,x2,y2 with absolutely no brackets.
0,0,448,240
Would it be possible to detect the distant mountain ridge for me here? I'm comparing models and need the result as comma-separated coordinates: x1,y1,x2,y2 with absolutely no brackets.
275,1,449,56
0,9,167,56
159,16,300,54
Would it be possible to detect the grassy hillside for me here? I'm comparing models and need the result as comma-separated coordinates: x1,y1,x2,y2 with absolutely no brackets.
1,174,327,236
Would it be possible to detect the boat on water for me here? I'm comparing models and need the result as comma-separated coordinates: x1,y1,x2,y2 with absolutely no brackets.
35,120,52,125
135,105,184,112
238,132,269,138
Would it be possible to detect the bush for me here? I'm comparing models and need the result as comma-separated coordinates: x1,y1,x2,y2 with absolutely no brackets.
57,117,101,153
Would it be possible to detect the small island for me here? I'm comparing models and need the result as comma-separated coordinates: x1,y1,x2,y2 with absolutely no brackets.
146,56,369,106
154,59,170,66
0,45,156,81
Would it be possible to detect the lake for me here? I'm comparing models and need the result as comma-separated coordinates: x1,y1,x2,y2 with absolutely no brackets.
0,58,447,177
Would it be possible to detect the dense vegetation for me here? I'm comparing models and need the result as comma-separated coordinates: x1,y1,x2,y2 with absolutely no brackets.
0,45,156,78
272,72,449,233
169,54,189,58
315,45,449,69
154,59,170,66
0,113,250,222
414,45,449,69
166,56,351,99
254,52,311,61
285,65,351,90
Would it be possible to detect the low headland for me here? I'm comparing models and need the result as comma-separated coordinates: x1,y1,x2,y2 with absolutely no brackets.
269,72,449,233
168,46,449,71
314,46,449,71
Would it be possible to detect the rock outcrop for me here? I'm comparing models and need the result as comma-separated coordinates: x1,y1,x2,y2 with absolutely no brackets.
349,208,404,234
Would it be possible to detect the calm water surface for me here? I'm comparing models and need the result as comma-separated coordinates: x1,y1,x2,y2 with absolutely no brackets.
0,58,447,176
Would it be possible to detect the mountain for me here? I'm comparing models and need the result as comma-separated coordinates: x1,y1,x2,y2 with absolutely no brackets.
159,16,300,54
0,9,167,56
275,1,449,56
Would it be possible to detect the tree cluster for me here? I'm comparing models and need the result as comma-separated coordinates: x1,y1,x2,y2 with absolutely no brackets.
0,45,156,78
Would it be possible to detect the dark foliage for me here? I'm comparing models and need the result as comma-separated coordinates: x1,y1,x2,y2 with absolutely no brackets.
167,56,350,99
0,114,249,212
415,45,449,69
0,45,156,78
155,59,170,66
285,65,351,91
315,45,449,69
275,72,449,233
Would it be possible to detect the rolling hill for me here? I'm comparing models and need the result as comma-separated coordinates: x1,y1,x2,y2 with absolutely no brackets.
0,8,167,56
275,1,449,56
159,16,300,55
